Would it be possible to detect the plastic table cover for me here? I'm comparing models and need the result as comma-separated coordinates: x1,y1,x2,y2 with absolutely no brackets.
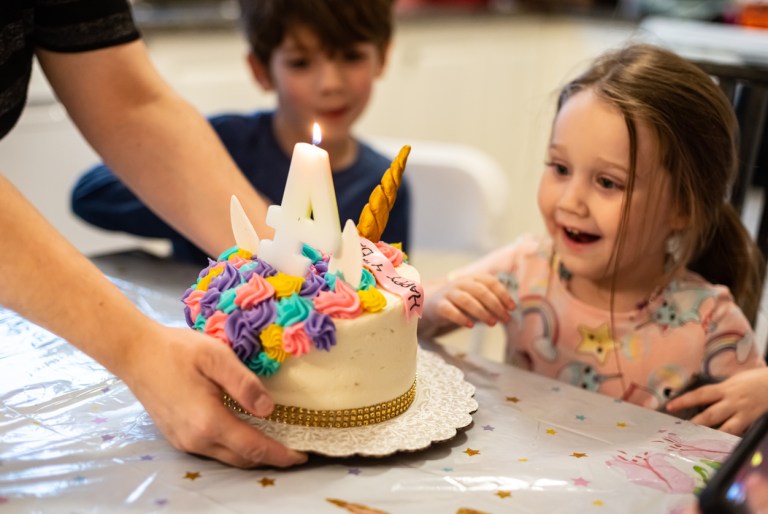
0,274,739,513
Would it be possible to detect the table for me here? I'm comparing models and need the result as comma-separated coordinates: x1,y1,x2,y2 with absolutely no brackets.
0,254,741,513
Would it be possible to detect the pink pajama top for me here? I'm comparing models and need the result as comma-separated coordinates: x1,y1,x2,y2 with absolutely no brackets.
454,234,766,409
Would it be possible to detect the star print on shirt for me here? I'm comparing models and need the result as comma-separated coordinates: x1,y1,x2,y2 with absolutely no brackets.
576,323,617,364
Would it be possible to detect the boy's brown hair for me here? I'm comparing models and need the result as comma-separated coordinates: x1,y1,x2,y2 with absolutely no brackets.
237,0,395,65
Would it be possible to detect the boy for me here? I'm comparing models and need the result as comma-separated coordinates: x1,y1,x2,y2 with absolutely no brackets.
71,0,409,264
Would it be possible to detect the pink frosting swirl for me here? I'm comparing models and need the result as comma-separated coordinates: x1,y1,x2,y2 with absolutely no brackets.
282,322,312,357
235,273,275,309
375,241,404,267
227,255,251,269
204,311,230,345
313,279,363,319
182,288,205,326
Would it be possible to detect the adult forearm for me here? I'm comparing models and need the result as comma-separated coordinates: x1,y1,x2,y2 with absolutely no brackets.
0,175,157,377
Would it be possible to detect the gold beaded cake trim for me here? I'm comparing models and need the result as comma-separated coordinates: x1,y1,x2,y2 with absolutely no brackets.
224,379,417,428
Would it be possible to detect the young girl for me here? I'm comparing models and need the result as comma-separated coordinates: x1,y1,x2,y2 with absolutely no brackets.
420,43,766,432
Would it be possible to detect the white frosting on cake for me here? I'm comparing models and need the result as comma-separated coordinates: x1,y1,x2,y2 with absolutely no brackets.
260,263,420,411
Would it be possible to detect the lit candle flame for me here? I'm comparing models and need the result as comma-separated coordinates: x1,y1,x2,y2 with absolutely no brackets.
312,123,322,146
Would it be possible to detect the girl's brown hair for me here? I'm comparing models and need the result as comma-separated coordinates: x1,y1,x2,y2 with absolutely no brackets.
556,43,764,324
237,0,395,65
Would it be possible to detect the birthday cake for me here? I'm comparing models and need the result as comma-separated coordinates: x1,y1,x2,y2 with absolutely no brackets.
182,145,422,428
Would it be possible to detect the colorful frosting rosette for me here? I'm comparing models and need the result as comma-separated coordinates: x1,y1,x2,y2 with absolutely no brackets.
181,242,408,377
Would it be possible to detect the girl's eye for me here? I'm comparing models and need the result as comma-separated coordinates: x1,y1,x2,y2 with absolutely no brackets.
597,176,623,190
546,162,568,176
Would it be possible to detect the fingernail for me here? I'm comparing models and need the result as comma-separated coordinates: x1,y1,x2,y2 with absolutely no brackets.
290,450,308,465
466,321,475,328
253,394,273,415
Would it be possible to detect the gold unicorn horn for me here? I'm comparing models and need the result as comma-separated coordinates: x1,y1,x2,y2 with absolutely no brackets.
356,145,411,242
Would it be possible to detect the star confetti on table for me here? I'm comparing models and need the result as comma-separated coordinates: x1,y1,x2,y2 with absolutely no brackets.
347,468,361,475
0,496,8,504
464,448,480,457
92,416,107,424
518,458,528,462
482,425,495,431
155,499,168,506
101,387,111,393
616,422,627,428
576,415,586,421
442,467,454,472
546,429,557,435
259,477,275,487
184,472,201,481
140,455,154,461
572,477,590,487
593,500,605,506
495,490,512,499
101,434,115,442
505,396,520,403
571,452,587,458
551,386,561,392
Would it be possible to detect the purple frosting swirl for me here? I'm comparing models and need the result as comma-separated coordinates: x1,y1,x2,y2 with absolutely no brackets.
299,272,329,299
197,258,219,279
313,260,329,274
304,311,336,351
199,287,221,318
225,309,262,361
240,259,277,282
208,262,241,292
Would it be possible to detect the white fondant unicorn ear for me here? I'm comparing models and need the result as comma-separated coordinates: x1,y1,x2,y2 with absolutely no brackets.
328,219,363,289
230,195,260,254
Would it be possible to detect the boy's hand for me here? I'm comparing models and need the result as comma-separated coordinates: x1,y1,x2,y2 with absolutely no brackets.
665,367,768,436
427,272,515,331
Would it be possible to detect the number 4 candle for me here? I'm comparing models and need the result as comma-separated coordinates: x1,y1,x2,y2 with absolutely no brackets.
259,124,342,277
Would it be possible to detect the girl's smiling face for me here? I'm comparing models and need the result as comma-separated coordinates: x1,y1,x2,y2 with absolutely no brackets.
537,88,685,308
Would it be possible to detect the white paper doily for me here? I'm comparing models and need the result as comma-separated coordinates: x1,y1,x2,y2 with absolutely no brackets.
244,348,477,457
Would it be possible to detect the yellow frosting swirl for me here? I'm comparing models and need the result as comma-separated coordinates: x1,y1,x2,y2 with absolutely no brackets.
196,265,224,291
358,288,386,313
266,272,304,299
260,324,288,362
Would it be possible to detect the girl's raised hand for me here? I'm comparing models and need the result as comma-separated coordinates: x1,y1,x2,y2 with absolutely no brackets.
421,272,515,338
665,367,768,436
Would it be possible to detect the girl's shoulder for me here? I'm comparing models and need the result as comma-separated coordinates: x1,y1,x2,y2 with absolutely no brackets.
456,233,552,277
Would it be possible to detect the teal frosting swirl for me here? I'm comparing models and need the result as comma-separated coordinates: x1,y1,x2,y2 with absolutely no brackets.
246,351,280,377
193,313,207,331
275,292,313,326
217,245,240,261
358,268,376,291
324,272,340,291
302,244,323,263
216,288,238,314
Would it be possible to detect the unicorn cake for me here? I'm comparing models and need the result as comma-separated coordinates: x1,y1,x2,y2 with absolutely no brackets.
182,144,423,428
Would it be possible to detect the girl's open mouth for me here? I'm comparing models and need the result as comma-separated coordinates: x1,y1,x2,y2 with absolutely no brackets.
564,227,600,244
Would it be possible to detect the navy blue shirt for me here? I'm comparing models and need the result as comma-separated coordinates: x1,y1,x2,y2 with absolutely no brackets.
71,110,411,264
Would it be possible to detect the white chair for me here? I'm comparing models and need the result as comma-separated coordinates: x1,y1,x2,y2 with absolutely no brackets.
369,137,510,357
369,137,509,255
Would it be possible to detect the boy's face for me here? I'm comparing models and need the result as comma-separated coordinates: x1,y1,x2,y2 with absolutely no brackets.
251,24,386,146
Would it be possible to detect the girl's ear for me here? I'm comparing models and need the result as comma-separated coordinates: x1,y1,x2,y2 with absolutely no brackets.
247,51,273,91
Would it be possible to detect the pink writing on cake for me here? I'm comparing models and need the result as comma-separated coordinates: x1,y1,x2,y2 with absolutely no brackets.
359,238,423,319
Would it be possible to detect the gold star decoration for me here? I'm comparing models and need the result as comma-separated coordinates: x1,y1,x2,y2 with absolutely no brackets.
505,396,520,403
518,458,528,462
576,323,617,364
593,500,604,506
259,477,275,487
495,491,512,499
616,422,627,428
546,429,557,435
183,472,201,481
571,452,587,458
464,448,480,457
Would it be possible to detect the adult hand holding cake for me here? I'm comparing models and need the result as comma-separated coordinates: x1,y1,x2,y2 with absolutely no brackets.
182,129,424,432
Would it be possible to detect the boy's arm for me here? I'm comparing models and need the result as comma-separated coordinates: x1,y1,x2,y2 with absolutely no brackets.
37,40,274,256
72,164,181,239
